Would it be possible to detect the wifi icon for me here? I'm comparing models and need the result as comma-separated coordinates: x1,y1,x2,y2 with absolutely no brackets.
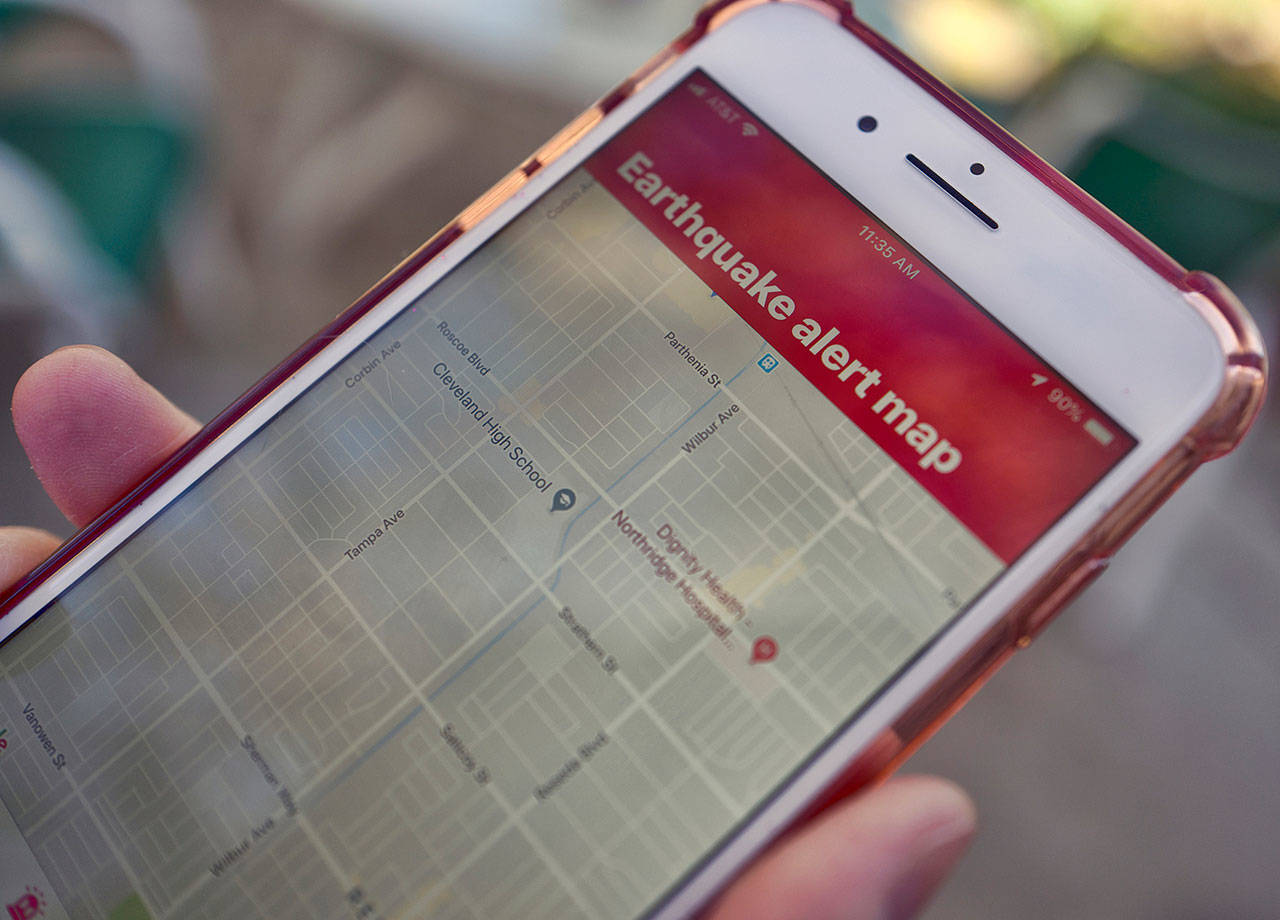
689,84,708,97
741,122,759,137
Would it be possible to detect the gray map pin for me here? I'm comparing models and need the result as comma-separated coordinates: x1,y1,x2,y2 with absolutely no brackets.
551,488,576,513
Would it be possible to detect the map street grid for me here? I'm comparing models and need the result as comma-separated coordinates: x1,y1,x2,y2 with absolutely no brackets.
0,166,999,920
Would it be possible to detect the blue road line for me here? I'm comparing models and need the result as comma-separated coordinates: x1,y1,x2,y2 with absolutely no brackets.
427,352,760,700
327,349,765,791
311,703,424,803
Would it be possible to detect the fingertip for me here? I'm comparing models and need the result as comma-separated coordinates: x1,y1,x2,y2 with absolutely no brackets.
820,775,977,920
11,347,200,528
879,774,977,841
13,343,117,402
875,777,976,920
706,775,976,920
12,345,140,435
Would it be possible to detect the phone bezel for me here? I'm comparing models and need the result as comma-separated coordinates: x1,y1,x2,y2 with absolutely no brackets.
0,3,1246,918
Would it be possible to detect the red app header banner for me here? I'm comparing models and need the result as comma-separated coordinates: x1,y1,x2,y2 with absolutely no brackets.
585,72,1133,562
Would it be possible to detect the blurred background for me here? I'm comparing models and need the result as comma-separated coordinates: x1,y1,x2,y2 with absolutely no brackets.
0,0,1276,917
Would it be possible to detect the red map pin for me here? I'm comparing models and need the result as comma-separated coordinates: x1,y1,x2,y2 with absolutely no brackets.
751,636,778,664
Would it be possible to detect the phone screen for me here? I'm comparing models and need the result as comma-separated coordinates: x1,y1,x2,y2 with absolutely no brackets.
0,72,1133,920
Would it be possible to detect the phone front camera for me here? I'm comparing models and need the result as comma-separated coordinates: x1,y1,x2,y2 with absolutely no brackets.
970,162,985,175
857,115,877,133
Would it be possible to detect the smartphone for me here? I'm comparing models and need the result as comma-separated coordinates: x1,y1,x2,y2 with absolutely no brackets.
0,2,1265,918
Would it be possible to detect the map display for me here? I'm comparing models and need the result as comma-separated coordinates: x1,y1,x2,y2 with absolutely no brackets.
0,72,1128,920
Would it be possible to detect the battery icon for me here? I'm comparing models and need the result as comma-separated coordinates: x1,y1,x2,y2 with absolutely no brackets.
1084,418,1115,446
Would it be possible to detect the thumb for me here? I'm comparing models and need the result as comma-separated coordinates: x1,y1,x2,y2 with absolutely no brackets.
706,775,975,920
12,345,200,529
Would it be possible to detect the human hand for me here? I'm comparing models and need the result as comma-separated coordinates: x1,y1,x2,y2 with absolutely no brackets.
2,346,976,920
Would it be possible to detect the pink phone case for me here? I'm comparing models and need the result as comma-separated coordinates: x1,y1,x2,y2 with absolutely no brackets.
0,0,1267,887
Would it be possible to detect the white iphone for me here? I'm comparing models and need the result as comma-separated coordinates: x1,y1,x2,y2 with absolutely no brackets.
0,2,1265,919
